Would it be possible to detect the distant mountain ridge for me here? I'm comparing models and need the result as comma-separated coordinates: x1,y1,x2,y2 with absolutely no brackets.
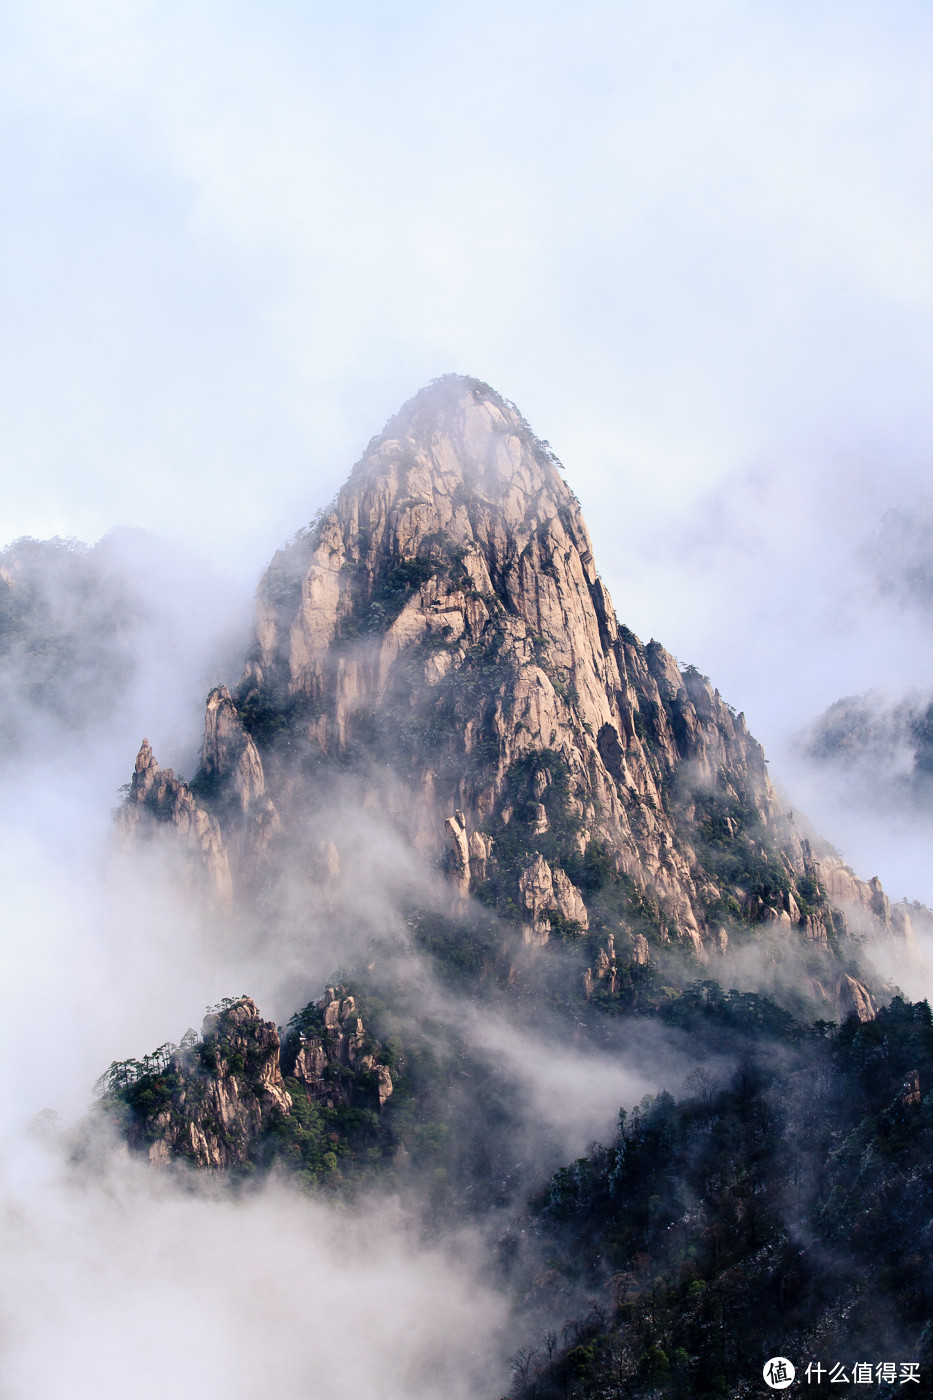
0,533,141,757
801,686,933,810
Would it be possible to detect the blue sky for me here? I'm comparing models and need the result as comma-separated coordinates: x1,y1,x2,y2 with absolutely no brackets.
3,0,933,890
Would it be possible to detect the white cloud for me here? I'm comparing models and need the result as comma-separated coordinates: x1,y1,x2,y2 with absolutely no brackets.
0,1137,506,1400
2,1,933,562
2,8,933,1382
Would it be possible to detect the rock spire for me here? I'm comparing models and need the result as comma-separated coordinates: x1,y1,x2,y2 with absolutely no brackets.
119,375,908,1012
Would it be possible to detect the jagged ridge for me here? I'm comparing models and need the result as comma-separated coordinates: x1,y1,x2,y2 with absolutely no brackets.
99,989,394,1173
120,375,914,1014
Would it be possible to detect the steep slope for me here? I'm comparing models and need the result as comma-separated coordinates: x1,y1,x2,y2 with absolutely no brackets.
120,375,906,1002
104,377,933,1400
98,990,395,1175
103,997,291,1169
507,994,933,1399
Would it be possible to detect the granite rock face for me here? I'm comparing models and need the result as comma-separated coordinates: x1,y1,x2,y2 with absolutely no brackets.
127,998,292,1169
282,986,393,1110
108,988,395,1169
201,686,266,815
817,854,918,955
119,376,908,1003
118,737,232,905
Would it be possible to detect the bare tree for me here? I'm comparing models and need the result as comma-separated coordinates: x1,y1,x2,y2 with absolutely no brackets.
682,1066,720,1106
509,1346,538,1397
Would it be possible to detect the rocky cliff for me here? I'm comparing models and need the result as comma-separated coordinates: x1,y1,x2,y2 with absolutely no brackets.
101,989,394,1171
280,985,394,1110
121,375,906,1014
118,737,233,903
99,378,932,1396
103,997,291,1169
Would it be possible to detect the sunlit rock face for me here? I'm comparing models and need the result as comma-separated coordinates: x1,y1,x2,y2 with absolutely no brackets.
202,685,265,815
130,998,292,1169
104,987,396,1171
119,375,902,991
225,376,792,947
118,736,233,905
284,987,393,1110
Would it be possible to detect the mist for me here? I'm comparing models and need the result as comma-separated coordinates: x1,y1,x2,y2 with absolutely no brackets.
3,3,933,1394
0,543,715,1397
0,550,526,1399
597,449,933,910
0,1132,507,1400
4,2,933,912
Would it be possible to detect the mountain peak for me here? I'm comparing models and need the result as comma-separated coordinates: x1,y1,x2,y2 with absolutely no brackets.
373,372,555,460
120,380,911,1014
337,373,574,559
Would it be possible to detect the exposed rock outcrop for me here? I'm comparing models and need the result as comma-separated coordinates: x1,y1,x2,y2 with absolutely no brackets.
202,685,266,814
282,985,393,1110
214,379,806,945
835,974,878,1024
103,989,395,1172
118,738,232,904
117,376,903,1005
518,853,588,944
119,998,291,1169
817,853,919,958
